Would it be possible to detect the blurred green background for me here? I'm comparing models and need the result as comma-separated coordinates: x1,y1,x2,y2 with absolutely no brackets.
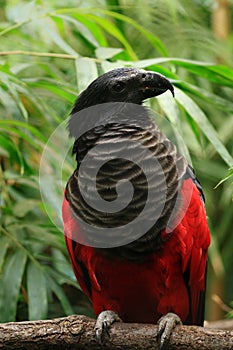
0,0,233,323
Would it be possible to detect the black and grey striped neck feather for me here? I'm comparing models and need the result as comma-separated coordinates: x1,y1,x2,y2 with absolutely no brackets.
66,68,188,259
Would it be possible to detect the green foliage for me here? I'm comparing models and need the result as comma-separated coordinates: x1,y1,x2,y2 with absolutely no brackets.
0,0,232,321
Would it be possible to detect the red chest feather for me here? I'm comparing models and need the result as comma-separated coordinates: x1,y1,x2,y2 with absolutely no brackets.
63,178,210,324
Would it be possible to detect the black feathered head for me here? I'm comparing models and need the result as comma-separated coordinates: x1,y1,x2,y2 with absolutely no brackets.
71,68,174,114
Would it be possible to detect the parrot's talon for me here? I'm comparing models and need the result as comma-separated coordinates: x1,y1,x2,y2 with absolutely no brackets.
94,310,122,344
103,321,111,337
157,312,182,349
95,328,103,345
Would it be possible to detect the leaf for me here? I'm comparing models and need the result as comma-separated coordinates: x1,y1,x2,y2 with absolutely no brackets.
0,134,24,171
95,9,168,56
0,249,27,322
46,272,73,316
85,13,138,60
52,13,107,47
0,120,47,144
75,57,98,92
95,47,123,59
27,261,48,320
47,266,78,287
173,61,233,87
208,234,225,277
121,57,233,87
0,70,28,120
175,81,233,114
26,78,76,103
175,88,233,167
163,59,233,87
194,159,227,182
54,8,167,56
215,167,233,188
39,175,63,230
45,16,78,56
51,248,73,280
0,236,9,272
208,65,233,81
0,126,41,151
22,224,63,249
13,199,39,218
157,92,192,164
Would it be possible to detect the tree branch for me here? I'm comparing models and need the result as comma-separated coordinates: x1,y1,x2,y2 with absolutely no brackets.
0,315,233,350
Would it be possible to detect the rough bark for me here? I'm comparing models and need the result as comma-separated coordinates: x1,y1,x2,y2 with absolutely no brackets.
0,315,233,350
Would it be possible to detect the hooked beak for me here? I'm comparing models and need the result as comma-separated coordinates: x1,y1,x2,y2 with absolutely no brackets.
141,71,174,99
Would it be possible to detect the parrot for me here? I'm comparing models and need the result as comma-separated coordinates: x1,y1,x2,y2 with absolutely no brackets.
62,68,210,348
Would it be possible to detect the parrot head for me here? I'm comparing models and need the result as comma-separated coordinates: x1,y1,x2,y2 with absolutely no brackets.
72,68,174,113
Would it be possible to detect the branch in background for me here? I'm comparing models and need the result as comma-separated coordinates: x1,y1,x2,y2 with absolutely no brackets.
0,315,233,350
0,50,76,59
205,318,233,330
212,0,230,40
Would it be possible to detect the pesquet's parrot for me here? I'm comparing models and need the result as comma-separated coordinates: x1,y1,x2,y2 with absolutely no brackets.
62,68,210,348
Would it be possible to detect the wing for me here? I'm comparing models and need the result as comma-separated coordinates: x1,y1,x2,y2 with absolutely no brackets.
62,193,101,300
178,176,210,325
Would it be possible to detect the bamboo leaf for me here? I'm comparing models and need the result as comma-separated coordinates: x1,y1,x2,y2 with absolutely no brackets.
208,235,225,277
27,261,48,320
123,57,233,87
46,17,78,56
26,78,76,103
84,14,138,60
95,47,123,59
0,249,27,322
13,199,40,218
52,13,107,47
0,236,9,272
51,249,73,280
0,120,47,144
157,93,192,164
95,9,168,56
175,88,233,167
215,167,233,188
175,81,233,114
75,57,98,92
0,134,24,172
46,272,73,316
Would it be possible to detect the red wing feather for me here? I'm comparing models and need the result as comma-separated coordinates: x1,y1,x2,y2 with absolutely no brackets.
62,194,93,299
178,178,210,324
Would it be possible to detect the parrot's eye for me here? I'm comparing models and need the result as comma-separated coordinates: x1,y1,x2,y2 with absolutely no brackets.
111,81,126,93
